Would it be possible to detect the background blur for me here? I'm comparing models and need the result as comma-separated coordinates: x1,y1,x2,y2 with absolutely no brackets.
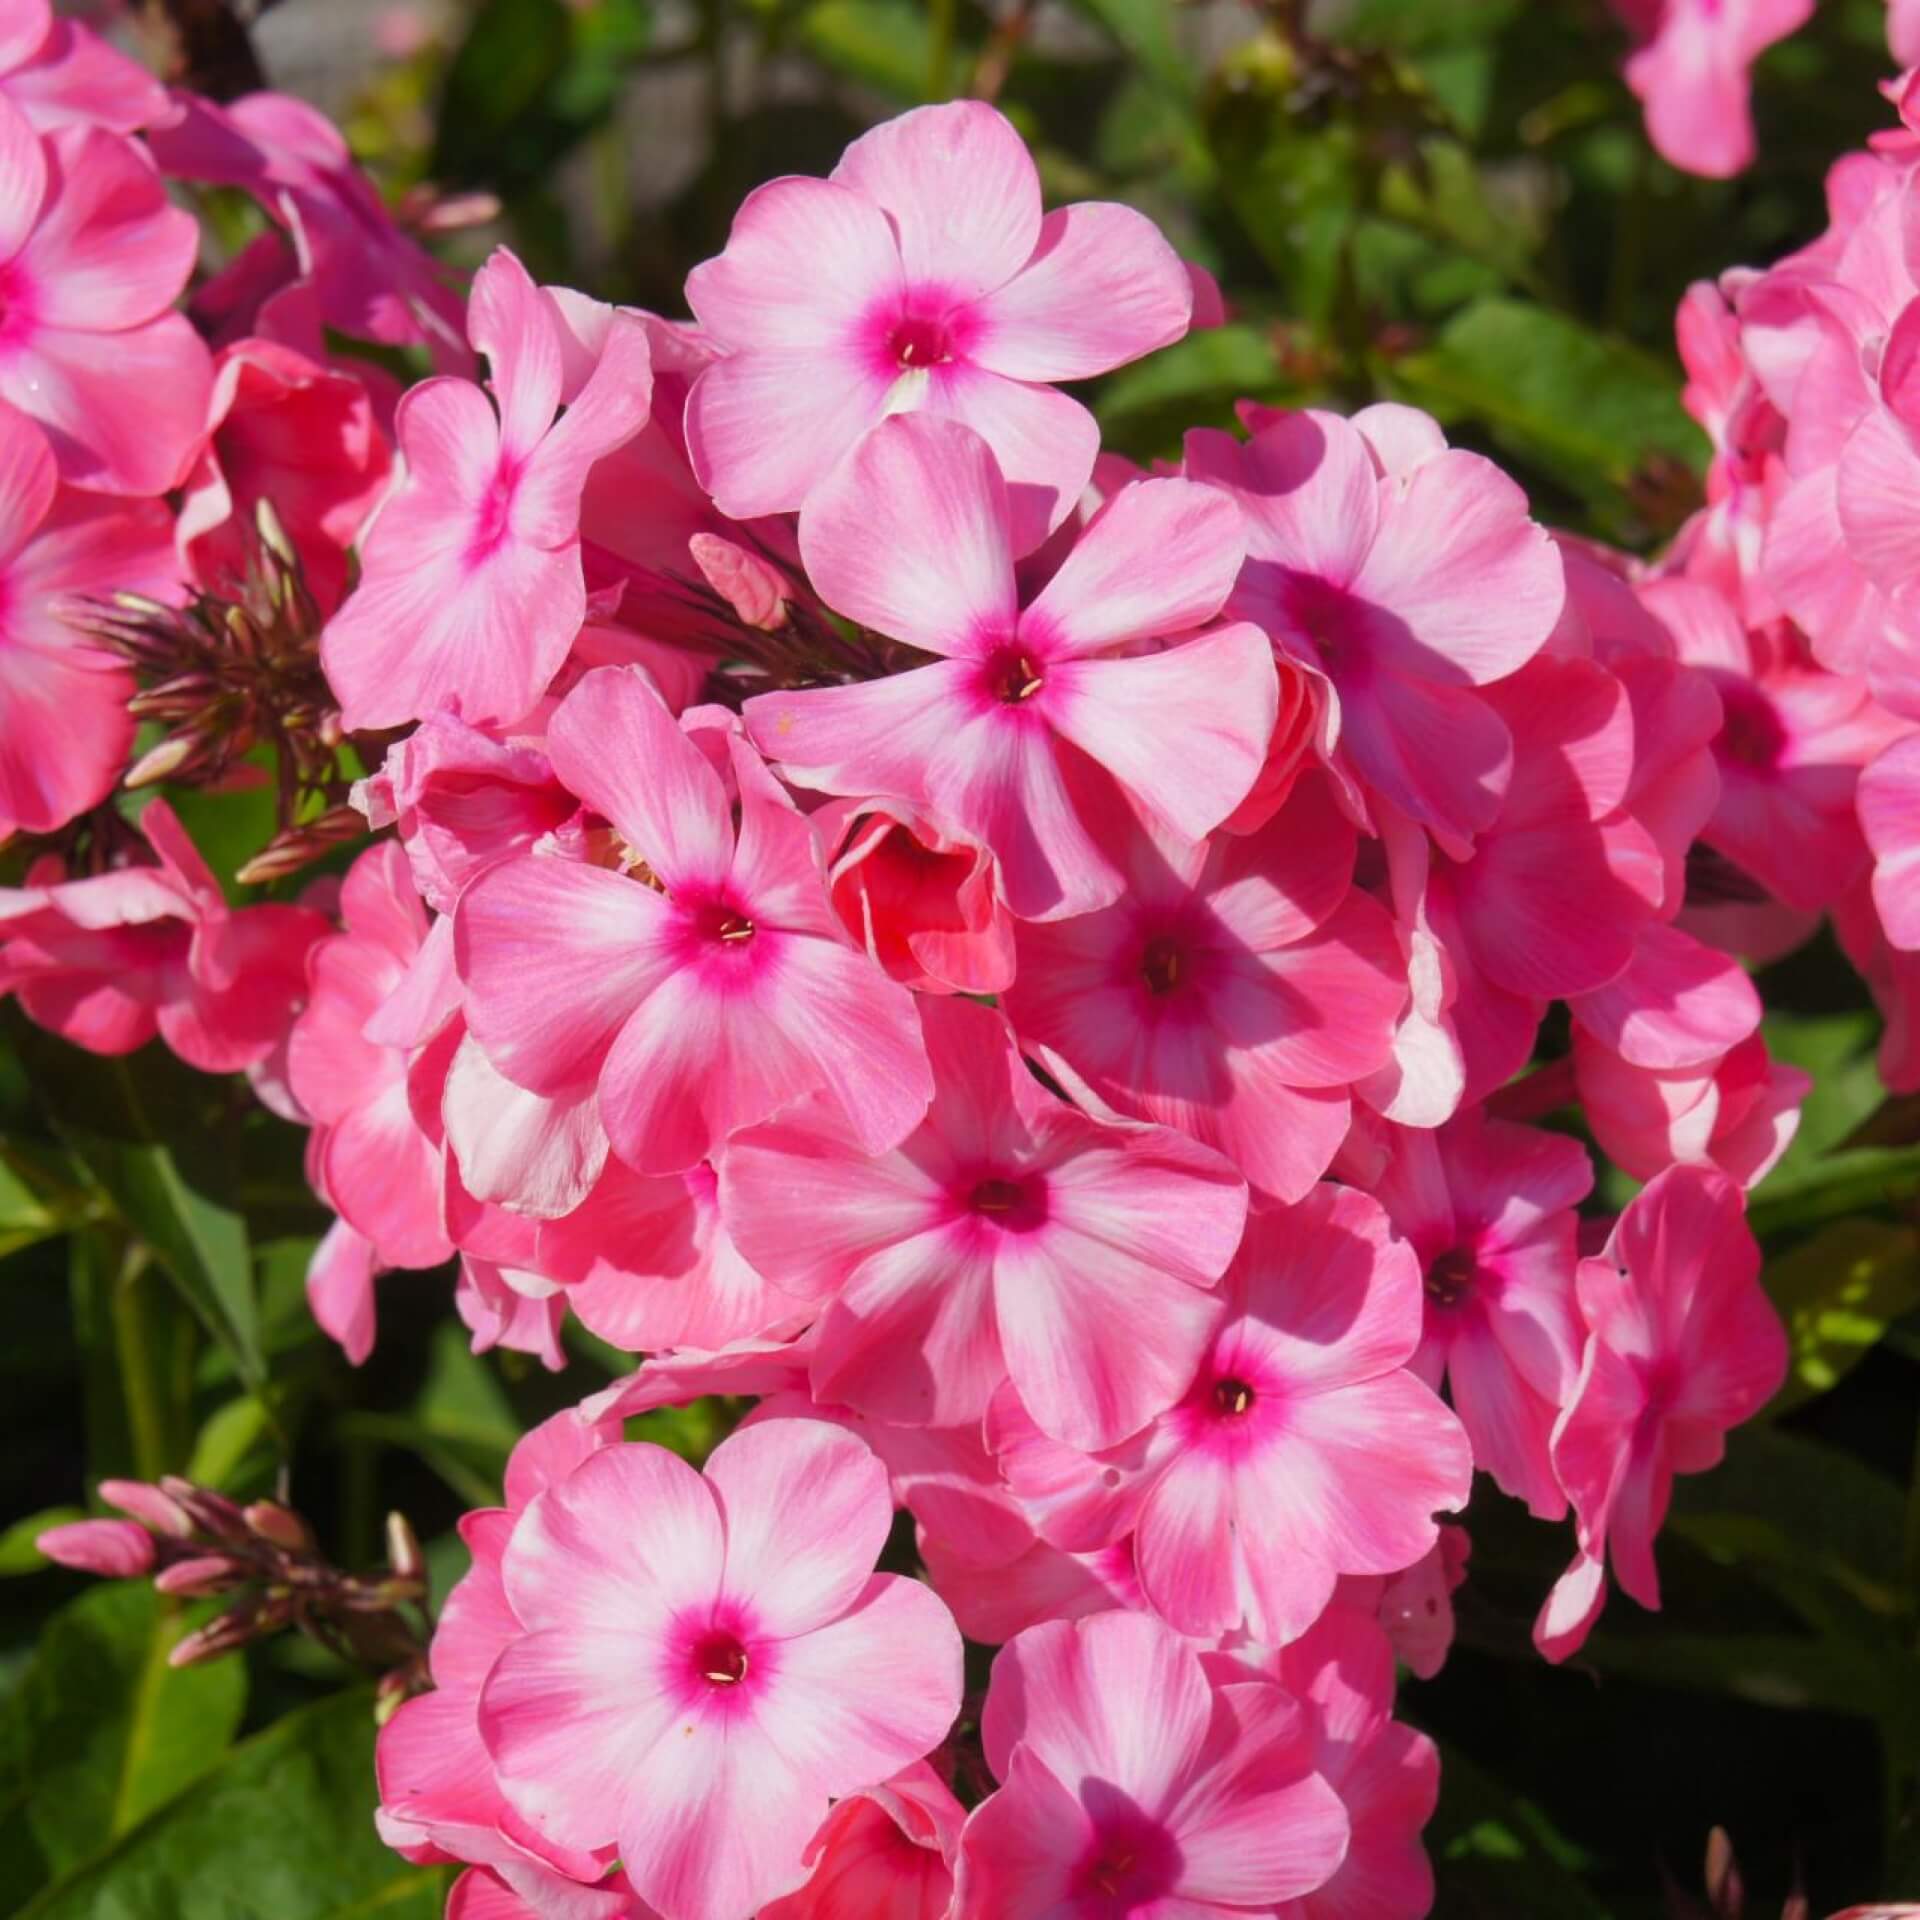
6,2,1920,1916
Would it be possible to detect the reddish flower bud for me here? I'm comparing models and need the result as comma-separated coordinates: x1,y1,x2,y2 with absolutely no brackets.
37,1519,157,1578
99,1478,194,1537
154,1554,245,1597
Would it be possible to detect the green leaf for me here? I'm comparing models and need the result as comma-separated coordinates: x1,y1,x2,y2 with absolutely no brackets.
1388,297,1706,516
1762,1218,1920,1417
0,1507,83,1576
792,0,953,101
16,1690,450,1920
185,1393,277,1492
0,1584,246,1903
1095,323,1292,452
64,1129,262,1395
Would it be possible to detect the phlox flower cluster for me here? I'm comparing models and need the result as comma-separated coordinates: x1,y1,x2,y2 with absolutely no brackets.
19,51,1920,1919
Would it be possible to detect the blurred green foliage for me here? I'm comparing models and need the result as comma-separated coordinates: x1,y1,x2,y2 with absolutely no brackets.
4,0,1920,1915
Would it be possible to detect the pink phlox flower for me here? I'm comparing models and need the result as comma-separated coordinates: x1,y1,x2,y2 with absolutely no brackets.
720,993,1247,1452
0,0,169,134
1859,732,1920,949
0,797,325,1071
176,337,393,614
147,90,470,366
288,840,454,1270
1536,1166,1787,1661
744,411,1279,921
1185,402,1565,853
1367,1110,1590,1520
921,1529,1144,1647
1336,1525,1472,1684
759,1762,965,1920
1003,771,1406,1205
959,1609,1351,1916
576,1327,816,1427
323,248,654,730
988,1183,1472,1646
684,100,1192,547
0,97,210,493
478,1420,963,1920
0,398,176,837
1614,0,1814,179
456,663,932,1175
1834,880,1920,1092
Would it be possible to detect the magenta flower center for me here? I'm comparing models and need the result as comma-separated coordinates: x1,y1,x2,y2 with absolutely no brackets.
887,312,955,369
967,1172,1048,1232
1424,1247,1478,1309
1716,681,1789,771
691,899,757,945
1140,935,1185,996
984,647,1046,705
1211,1374,1256,1417
691,1629,750,1687
1074,1812,1179,1904
467,454,524,564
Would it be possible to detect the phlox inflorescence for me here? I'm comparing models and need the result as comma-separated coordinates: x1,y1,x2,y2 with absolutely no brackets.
14,50,1920,1919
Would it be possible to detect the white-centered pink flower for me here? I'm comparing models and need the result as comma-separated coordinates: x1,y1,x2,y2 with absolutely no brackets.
0,0,168,134
1369,1111,1591,1520
0,98,210,494
1186,405,1565,852
684,100,1191,547
959,1610,1350,1917
1004,772,1406,1204
744,413,1278,921
479,1420,963,1920
456,664,932,1174
323,248,653,731
990,1183,1472,1644
721,993,1247,1451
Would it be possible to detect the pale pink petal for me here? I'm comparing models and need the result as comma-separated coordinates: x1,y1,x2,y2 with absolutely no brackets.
467,249,562,462
1133,1448,1242,1639
1533,1549,1608,1663
970,201,1190,382
831,101,1040,300
1569,921,1761,1068
1022,477,1242,657
443,1034,609,1220
797,412,1017,657
704,1419,892,1637
0,93,46,258
305,1217,380,1365
925,359,1100,552
457,856,678,1095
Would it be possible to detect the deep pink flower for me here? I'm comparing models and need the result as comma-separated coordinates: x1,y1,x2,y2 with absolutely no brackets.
821,796,1015,996
684,100,1191,546
759,1763,964,1920
479,1420,963,1920
990,1184,1472,1644
357,712,578,917
147,91,470,366
1004,773,1406,1204
457,665,931,1174
1614,0,1814,179
1369,1111,1590,1520
1338,1526,1472,1683
959,1610,1350,1917
1859,733,1920,950
0,400,175,837
0,0,168,134
744,413,1277,920
288,842,453,1270
1270,1611,1441,1920
305,1217,383,1368
324,250,653,730
921,1532,1143,1647
176,337,392,614
1537,1167,1787,1661
1641,577,1909,911
722,993,1247,1451
1186,405,1564,851
1574,1022,1809,1188
0,99,210,494
0,799,325,1072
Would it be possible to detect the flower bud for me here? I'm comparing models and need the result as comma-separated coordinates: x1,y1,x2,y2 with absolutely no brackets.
36,1519,156,1578
99,1478,193,1537
689,533,789,632
244,1501,314,1553
384,1511,425,1584
123,733,202,789
160,1477,249,1542
154,1554,245,1597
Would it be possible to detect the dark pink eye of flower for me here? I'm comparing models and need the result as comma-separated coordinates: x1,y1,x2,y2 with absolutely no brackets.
1140,935,1185,996
1075,1814,1179,1903
1210,1375,1256,1418
984,648,1046,705
692,1630,750,1687
1424,1247,1477,1309
691,900,756,945
1715,680,1789,770
887,312,954,368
